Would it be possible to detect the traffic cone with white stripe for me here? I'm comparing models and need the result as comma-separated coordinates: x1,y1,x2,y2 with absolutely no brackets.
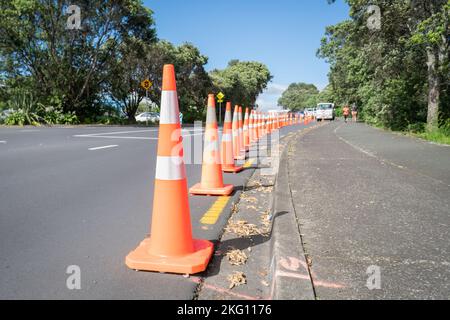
221,102,243,174
125,64,213,274
238,106,245,155
190,94,233,196
233,105,245,160
267,113,272,134
243,107,250,151
256,112,261,140
249,110,256,143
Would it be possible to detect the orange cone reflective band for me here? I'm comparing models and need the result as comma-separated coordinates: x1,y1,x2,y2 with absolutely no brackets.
238,106,245,154
190,94,233,196
221,102,243,173
249,111,256,143
233,105,245,160
269,113,273,133
125,64,213,274
243,107,250,150
255,112,260,140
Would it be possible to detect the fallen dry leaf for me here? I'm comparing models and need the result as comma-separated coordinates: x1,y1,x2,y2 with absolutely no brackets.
225,220,262,237
245,196,258,203
226,249,248,266
228,272,247,289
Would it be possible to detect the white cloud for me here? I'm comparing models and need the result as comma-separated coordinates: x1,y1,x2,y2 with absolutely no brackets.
263,83,288,95
255,83,288,111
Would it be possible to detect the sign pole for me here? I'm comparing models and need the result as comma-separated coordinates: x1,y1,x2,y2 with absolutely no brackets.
140,79,153,126
216,92,225,127
145,89,149,126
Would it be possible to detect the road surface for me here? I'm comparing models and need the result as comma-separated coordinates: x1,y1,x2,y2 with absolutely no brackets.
0,124,305,299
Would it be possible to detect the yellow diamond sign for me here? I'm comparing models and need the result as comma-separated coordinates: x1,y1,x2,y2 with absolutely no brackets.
141,79,152,91
217,92,225,103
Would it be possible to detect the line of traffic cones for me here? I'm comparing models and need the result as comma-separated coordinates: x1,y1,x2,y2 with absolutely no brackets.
126,65,213,275
126,63,313,275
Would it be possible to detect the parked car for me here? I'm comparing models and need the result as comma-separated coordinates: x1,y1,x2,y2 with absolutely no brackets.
316,103,335,121
304,107,316,117
0,109,13,121
136,112,160,123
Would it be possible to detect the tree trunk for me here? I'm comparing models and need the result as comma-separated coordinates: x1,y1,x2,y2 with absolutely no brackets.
426,46,440,129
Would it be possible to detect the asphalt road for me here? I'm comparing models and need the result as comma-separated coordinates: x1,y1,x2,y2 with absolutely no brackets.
0,123,306,299
288,121,450,299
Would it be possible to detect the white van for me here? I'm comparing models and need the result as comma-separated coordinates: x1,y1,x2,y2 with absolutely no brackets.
316,103,335,121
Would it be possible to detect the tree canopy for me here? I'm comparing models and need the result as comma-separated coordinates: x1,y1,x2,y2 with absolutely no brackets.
277,83,320,111
0,0,157,119
210,60,273,108
319,0,449,130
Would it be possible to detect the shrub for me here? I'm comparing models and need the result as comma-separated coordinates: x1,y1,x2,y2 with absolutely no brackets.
58,111,79,125
406,122,426,133
5,110,27,126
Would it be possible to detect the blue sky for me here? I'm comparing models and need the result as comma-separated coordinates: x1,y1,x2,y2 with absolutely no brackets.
143,0,350,110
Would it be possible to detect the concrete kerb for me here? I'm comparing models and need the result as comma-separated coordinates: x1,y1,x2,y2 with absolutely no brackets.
268,127,322,300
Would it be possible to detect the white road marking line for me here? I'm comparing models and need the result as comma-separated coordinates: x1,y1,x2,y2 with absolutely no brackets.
0,140,6,144
19,129,40,132
74,132,204,140
88,145,119,151
84,136,157,140
74,129,160,137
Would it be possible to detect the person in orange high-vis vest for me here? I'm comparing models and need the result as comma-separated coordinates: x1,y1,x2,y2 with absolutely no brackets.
343,105,350,123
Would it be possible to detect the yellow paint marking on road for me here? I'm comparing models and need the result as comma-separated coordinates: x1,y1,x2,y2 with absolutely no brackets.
243,158,255,168
200,196,231,225
200,159,255,225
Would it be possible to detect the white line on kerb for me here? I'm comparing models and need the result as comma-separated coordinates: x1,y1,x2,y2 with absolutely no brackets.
88,145,119,151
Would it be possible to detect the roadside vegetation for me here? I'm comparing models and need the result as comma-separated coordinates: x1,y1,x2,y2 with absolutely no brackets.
278,1,449,145
319,0,449,144
0,1,272,126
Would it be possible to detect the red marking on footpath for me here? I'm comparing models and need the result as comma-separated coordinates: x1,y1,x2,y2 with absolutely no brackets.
190,277,264,300
278,256,346,289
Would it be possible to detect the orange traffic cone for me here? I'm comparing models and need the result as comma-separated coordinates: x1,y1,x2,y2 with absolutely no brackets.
221,102,243,174
243,107,250,151
233,105,245,160
256,112,261,140
238,106,245,154
125,65,213,275
249,110,256,143
190,95,233,196
262,113,267,136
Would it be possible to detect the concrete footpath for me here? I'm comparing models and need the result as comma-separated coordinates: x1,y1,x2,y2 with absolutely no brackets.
286,121,450,299
201,120,450,300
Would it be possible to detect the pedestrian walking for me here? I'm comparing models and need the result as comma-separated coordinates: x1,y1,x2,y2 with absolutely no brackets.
343,105,350,123
352,103,358,122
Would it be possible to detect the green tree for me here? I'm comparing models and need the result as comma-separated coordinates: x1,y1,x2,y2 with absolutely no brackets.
319,0,449,130
278,83,320,111
317,84,335,103
0,0,156,119
210,60,273,109
109,40,212,122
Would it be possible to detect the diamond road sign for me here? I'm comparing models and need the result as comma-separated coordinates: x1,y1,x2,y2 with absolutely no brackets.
141,79,152,91
217,92,225,103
